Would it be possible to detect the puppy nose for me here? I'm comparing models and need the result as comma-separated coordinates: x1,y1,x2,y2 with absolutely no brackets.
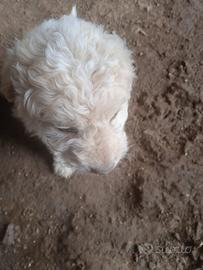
90,168,99,174
90,167,107,175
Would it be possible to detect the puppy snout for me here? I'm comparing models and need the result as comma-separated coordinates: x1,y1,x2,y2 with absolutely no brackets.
90,168,99,174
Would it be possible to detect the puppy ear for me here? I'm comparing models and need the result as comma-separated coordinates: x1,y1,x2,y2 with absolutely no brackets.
70,5,77,17
111,102,128,132
23,88,42,119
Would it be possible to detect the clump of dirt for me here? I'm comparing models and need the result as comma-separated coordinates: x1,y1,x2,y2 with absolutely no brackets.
0,0,203,269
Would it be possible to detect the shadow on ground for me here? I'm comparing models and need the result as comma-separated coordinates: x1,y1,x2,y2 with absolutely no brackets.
0,96,52,169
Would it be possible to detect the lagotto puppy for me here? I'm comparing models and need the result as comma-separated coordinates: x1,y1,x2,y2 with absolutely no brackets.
0,6,135,178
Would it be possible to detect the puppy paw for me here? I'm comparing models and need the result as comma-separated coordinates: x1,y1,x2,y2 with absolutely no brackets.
54,159,75,178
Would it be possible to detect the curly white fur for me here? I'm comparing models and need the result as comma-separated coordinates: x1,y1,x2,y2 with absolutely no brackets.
1,6,135,177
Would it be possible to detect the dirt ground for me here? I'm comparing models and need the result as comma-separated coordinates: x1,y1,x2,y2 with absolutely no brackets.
0,0,203,269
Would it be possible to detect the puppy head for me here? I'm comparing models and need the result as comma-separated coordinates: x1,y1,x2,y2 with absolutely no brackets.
62,103,129,174
63,124,128,174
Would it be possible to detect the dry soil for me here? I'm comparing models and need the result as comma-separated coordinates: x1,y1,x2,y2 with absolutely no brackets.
0,0,203,270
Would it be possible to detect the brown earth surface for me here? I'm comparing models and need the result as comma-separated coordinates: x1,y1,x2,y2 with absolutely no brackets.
0,0,203,269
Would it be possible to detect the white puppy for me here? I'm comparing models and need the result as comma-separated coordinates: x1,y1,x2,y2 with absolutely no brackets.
0,6,135,177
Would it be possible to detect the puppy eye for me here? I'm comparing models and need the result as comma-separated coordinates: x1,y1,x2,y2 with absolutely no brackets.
57,127,78,134
110,111,119,122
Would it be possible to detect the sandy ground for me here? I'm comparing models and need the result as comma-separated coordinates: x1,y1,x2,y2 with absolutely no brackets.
0,0,203,269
